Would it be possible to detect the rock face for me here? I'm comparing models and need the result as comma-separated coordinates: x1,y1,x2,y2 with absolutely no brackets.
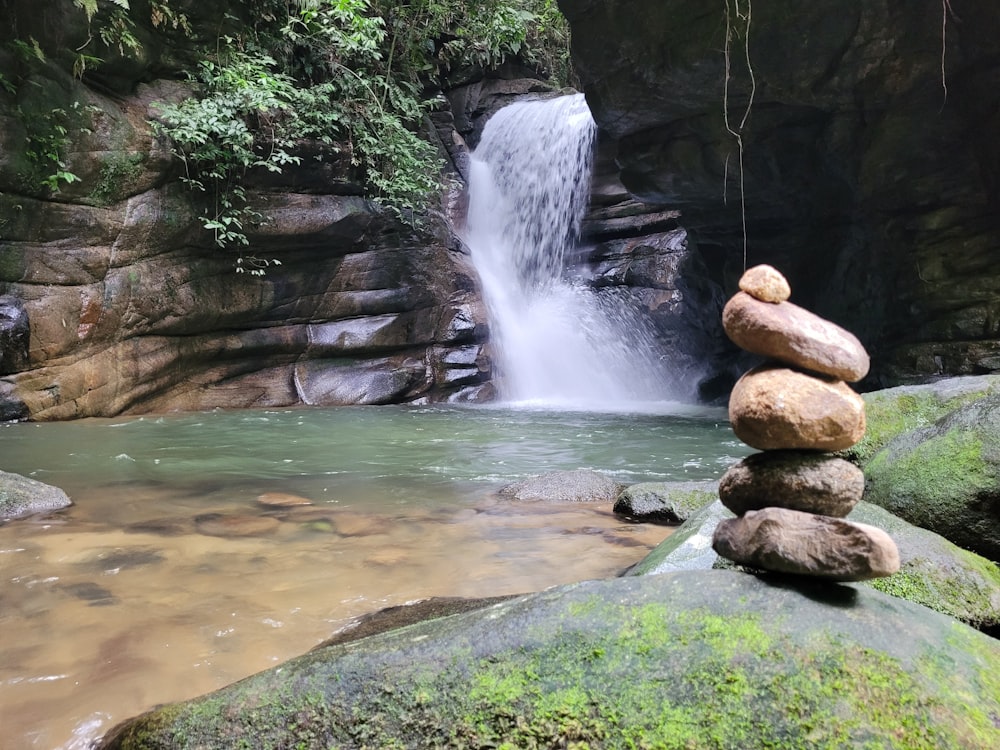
560,0,1000,387
0,3,499,420
864,393,1000,562
97,571,1000,749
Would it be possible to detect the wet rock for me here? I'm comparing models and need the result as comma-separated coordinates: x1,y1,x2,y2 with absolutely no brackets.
0,295,29,375
718,451,864,517
62,581,118,606
729,365,866,451
712,507,900,581
499,469,623,503
863,393,1000,561
194,513,281,538
84,547,165,572
631,500,1000,631
97,571,1000,749
738,264,790,303
0,470,73,521
723,292,870,381
256,492,313,508
626,500,733,575
613,480,718,525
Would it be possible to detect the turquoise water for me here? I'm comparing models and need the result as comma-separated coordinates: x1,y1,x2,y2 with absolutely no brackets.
0,403,746,749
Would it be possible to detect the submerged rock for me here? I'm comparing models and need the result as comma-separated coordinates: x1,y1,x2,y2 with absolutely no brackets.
98,571,1000,749
0,470,72,521
194,513,281,538
499,469,623,503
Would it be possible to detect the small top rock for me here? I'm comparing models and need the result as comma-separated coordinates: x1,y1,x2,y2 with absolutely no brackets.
739,265,791,303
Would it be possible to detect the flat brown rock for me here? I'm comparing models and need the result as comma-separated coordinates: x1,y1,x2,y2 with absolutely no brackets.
738,264,790,303
256,492,313,508
712,506,900,581
723,292,870,382
719,451,864,517
729,365,866,451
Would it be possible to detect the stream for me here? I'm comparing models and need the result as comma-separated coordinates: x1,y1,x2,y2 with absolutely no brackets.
0,402,746,748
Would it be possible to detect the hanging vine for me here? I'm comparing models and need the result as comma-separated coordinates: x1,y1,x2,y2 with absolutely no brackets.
723,0,755,271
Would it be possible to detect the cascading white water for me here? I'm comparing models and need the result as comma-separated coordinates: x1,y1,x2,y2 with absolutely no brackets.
465,94,674,409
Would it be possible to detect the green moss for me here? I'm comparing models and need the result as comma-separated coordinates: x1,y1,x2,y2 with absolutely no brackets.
446,604,987,750
848,385,999,467
868,551,1000,628
866,428,991,525
89,153,146,205
103,582,1000,750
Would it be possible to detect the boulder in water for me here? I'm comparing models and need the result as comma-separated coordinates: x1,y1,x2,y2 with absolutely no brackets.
499,469,623,503
613,480,718,524
0,470,72,521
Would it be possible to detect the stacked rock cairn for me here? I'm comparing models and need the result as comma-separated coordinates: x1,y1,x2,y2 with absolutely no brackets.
711,265,900,581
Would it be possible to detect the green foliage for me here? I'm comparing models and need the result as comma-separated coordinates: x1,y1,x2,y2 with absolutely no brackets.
10,0,572,270
19,104,85,195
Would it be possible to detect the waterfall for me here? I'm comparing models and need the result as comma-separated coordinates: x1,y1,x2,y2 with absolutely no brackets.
465,94,675,409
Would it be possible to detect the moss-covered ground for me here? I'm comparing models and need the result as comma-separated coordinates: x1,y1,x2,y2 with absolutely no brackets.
102,574,1000,750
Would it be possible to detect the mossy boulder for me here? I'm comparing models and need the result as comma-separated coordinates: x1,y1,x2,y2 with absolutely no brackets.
630,500,1000,630
99,570,1000,749
864,393,1000,561
847,374,1000,466
613,479,718,524
854,503,1000,630
0,469,72,521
